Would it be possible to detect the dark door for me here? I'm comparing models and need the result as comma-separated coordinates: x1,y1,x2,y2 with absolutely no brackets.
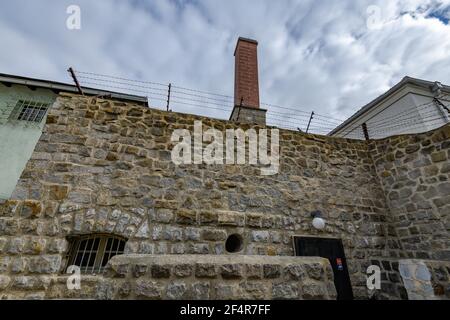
294,237,354,300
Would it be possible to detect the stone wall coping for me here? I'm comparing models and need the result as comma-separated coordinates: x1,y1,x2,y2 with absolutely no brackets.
108,254,330,266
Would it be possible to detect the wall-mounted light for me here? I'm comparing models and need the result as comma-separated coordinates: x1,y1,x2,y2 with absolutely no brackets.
311,210,326,230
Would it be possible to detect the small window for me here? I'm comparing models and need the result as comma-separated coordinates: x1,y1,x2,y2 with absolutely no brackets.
66,234,126,274
10,100,50,123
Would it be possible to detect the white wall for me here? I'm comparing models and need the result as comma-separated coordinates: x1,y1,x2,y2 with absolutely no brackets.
0,83,56,200
332,84,450,140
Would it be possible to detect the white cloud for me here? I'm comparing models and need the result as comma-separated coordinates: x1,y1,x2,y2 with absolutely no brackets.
0,0,449,129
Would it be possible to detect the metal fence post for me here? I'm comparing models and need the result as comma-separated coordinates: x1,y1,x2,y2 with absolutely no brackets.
166,83,172,111
362,123,370,140
68,67,84,95
306,111,314,133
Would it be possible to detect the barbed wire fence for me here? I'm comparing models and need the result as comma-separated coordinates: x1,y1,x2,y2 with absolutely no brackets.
70,69,450,140
71,70,345,135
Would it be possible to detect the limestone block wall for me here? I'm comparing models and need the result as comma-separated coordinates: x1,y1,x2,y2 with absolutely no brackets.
370,126,450,261
0,93,394,299
44,255,337,300
368,257,407,300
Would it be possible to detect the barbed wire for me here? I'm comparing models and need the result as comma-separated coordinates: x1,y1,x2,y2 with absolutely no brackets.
73,69,449,139
332,99,448,136
364,100,437,126
368,116,446,135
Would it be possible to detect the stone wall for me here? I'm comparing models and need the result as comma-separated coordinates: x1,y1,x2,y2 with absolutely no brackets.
369,257,407,299
0,92,448,300
370,126,450,261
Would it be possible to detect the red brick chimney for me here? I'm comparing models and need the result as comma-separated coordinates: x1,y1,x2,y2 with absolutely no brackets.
230,37,266,124
234,38,260,109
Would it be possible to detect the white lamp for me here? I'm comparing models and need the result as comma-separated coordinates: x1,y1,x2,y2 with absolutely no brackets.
311,211,326,230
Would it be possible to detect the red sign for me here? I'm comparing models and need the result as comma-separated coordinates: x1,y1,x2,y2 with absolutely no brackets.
336,258,343,270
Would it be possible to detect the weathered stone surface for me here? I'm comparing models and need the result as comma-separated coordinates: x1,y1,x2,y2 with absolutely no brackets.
151,265,171,279
251,231,270,242
175,210,197,225
21,201,43,219
215,283,237,299
6,238,25,254
284,264,306,280
0,92,449,301
95,280,115,300
220,264,244,279
195,263,217,278
132,264,148,278
166,282,188,300
201,229,227,241
301,281,327,300
239,281,268,299
12,276,51,290
272,282,299,300
135,280,163,299
192,282,210,299
0,275,11,290
102,255,335,300
263,264,281,279
174,264,193,278
28,256,62,274
305,263,325,280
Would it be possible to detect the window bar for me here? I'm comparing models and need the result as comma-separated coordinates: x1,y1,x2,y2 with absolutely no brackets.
40,103,48,121
19,101,28,120
30,106,39,122
106,238,116,266
100,237,113,272
69,237,82,268
107,238,119,270
32,103,43,122
78,238,91,273
92,238,104,274
32,103,40,122
24,102,31,121
115,237,121,256
38,105,47,121
75,239,83,271
16,101,25,120
85,237,95,274
90,237,100,273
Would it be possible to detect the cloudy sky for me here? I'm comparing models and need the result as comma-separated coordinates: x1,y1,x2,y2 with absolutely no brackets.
1,0,450,129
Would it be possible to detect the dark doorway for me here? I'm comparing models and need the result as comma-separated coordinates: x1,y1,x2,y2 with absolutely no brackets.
294,237,354,300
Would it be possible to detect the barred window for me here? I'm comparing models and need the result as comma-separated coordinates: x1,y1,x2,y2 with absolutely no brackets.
10,100,50,123
66,234,126,274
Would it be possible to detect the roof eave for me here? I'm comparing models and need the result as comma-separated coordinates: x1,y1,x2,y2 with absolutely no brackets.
329,76,450,135
0,73,148,104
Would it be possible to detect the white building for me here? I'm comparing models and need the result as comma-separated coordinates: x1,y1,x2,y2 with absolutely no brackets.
329,77,450,140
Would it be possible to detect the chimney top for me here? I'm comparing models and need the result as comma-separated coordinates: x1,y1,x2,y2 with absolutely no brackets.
234,37,258,56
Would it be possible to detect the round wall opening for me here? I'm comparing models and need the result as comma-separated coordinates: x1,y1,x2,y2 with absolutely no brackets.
225,234,243,253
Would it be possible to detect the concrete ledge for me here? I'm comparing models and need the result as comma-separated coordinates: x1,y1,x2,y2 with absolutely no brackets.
108,254,329,266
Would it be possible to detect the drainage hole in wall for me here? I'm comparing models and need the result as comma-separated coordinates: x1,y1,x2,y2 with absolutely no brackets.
225,234,243,253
